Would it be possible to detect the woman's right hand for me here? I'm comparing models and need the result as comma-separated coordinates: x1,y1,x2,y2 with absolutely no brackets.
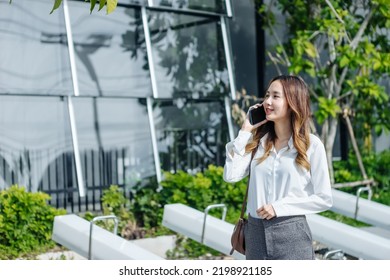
241,103,268,132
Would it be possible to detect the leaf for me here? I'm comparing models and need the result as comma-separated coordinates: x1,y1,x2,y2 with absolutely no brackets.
339,56,349,67
306,67,316,77
314,110,327,125
276,45,284,54
314,97,341,124
99,0,107,11
373,59,381,71
375,124,383,136
90,0,97,13
303,41,317,58
50,0,63,14
106,0,118,14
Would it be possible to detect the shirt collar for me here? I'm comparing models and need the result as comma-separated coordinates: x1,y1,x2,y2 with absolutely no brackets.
287,135,294,150
259,133,268,149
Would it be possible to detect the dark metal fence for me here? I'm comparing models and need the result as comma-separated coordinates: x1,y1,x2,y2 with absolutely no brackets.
0,127,227,213
0,149,130,214
40,149,133,214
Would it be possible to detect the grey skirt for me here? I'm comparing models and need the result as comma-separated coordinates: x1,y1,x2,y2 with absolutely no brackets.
245,214,315,260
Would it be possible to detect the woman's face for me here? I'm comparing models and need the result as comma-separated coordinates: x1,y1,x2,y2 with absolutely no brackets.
264,80,290,123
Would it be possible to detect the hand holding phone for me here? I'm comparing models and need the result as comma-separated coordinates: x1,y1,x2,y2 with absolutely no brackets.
249,106,266,125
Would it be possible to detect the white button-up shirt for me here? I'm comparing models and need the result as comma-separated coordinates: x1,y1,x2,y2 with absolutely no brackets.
223,130,333,218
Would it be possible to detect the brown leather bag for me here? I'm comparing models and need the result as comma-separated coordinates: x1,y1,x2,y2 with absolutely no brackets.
230,158,252,255
230,217,247,255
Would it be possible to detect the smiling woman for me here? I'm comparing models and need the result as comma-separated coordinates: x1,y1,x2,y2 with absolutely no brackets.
223,75,333,260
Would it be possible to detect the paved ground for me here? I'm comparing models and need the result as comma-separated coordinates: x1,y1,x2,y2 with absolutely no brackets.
37,238,352,260
37,250,86,260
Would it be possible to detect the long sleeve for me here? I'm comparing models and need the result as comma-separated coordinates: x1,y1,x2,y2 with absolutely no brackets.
271,135,333,216
223,130,253,183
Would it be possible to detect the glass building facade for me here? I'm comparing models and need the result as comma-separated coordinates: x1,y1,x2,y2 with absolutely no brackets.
0,0,241,212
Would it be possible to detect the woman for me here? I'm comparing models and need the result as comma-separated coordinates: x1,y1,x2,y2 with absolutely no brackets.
223,75,332,260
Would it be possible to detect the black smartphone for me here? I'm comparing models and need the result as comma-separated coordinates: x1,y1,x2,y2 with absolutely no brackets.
249,106,266,125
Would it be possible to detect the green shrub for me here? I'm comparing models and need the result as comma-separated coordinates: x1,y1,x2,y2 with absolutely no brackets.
166,235,221,259
0,185,66,259
129,180,165,229
128,165,247,258
101,185,134,231
130,165,247,230
319,211,370,228
334,149,390,206
334,149,390,191
101,163,389,259
373,188,390,206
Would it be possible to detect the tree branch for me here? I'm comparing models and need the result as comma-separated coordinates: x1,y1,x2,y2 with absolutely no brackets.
332,179,375,189
337,90,352,101
325,0,345,24
350,6,375,50
308,86,319,99
343,110,368,179
324,0,351,43
309,118,319,137
267,52,283,75
335,67,349,97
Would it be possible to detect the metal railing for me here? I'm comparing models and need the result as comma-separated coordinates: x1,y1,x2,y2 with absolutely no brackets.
88,215,119,260
201,203,227,244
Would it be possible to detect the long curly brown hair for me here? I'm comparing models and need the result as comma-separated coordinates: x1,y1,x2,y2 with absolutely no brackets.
245,75,312,171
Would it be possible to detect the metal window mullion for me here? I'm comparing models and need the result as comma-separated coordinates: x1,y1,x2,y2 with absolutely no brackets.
224,96,235,141
220,16,236,100
225,0,233,17
147,5,221,18
142,7,159,98
64,0,85,197
63,0,80,97
146,97,162,184
67,97,86,197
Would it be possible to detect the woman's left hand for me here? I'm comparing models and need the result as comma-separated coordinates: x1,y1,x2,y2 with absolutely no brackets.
257,204,276,220
241,103,268,133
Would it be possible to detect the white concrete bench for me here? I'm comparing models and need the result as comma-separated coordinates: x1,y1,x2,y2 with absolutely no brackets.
331,188,390,230
52,214,163,260
162,203,245,260
163,203,390,260
307,213,390,260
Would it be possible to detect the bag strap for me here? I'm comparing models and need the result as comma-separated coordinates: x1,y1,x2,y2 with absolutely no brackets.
239,150,256,219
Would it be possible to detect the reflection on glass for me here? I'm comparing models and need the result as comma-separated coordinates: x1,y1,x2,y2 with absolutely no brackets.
118,0,147,5
153,98,229,173
0,0,72,95
148,11,229,98
72,97,156,191
154,0,227,14
68,2,152,97
0,96,77,198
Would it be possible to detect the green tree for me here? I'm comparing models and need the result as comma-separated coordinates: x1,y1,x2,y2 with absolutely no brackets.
9,0,118,14
259,0,390,182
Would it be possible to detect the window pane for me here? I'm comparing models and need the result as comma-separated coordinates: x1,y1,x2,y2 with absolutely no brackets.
0,0,72,95
0,96,77,195
118,0,147,5
72,97,156,190
68,2,152,97
153,98,229,173
154,0,227,14
148,11,229,98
